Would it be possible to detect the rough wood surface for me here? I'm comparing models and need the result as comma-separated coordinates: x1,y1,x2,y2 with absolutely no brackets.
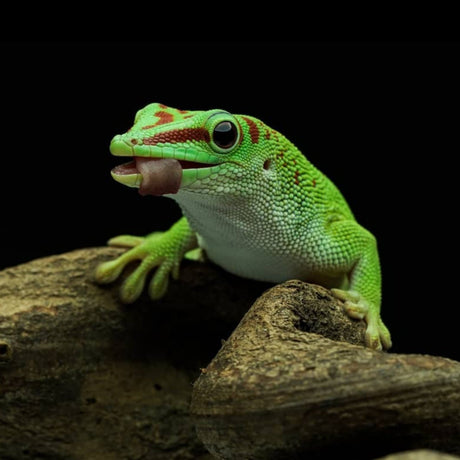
0,247,269,460
191,281,460,459
377,450,460,460
2,248,460,459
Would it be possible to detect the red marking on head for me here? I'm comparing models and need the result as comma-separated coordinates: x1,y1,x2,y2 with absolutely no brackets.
159,103,168,109
143,127,210,146
154,111,174,126
141,111,174,130
242,116,260,144
312,179,316,188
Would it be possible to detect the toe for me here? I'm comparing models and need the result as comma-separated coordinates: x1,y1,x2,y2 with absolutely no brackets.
365,325,383,351
344,300,368,320
148,264,170,300
95,259,125,284
107,235,146,248
331,288,361,303
120,270,149,304
378,319,392,350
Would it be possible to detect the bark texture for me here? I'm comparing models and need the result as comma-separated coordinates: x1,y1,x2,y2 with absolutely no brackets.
191,281,460,459
377,450,460,460
0,247,269,459
1,248,460,459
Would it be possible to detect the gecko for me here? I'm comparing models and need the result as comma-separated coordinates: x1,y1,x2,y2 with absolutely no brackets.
95,103,391,351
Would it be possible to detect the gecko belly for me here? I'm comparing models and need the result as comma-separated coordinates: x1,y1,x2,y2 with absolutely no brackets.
197,235,348,289
199,237,310,284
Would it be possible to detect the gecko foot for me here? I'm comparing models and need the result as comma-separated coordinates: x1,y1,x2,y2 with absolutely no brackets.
330,288,392,351
95,231,180,303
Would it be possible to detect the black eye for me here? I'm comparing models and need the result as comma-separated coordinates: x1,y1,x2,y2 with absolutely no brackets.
212,121,238,150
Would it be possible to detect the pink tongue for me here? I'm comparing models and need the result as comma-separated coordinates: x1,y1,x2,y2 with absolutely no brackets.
136,158,183,196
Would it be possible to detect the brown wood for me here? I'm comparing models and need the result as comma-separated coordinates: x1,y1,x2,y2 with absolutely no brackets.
191,281,460,459
2,248,460,459
0,247,268,459
377,450,460,460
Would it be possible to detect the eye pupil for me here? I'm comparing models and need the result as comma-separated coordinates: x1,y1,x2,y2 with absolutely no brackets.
213,121,238,150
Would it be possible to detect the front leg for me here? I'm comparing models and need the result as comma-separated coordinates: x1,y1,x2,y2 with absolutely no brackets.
323,220,392,350
95,217,197,303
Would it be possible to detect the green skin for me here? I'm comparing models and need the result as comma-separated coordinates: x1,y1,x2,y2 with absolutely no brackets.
95,103,391,351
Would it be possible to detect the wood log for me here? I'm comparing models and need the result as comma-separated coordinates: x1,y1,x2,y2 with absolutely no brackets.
0,247,269,459
377,450,460,460
191,281,460,459
2,248,460,459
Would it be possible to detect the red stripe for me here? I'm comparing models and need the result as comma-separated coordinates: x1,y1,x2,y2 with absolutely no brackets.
242,116,260,144
143,127,210,146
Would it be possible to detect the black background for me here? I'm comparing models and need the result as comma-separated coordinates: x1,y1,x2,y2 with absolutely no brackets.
1,42,457,360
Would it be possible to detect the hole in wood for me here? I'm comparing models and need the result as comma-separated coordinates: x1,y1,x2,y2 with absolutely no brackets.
0,343,9,355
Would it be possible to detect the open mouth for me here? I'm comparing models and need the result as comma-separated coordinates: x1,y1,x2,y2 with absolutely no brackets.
111,157,211,176
111,156,214,196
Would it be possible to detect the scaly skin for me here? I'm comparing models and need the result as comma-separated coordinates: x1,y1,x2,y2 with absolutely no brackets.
95,103,391,350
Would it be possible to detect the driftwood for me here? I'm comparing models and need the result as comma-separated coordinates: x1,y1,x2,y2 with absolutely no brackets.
1,247,460,459
377,450,460,460
191,281,460,459
0,247,269,459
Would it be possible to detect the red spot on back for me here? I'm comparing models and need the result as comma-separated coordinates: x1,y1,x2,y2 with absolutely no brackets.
312,179,316,187
143,127,210,146
242,116,260,144
294,170,300,185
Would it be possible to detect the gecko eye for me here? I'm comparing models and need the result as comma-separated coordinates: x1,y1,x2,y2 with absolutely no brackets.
212,121,238,152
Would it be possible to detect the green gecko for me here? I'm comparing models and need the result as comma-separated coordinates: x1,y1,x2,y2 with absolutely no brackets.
95,103,391,351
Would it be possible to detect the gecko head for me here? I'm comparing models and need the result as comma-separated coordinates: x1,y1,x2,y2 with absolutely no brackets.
110,103,280,198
